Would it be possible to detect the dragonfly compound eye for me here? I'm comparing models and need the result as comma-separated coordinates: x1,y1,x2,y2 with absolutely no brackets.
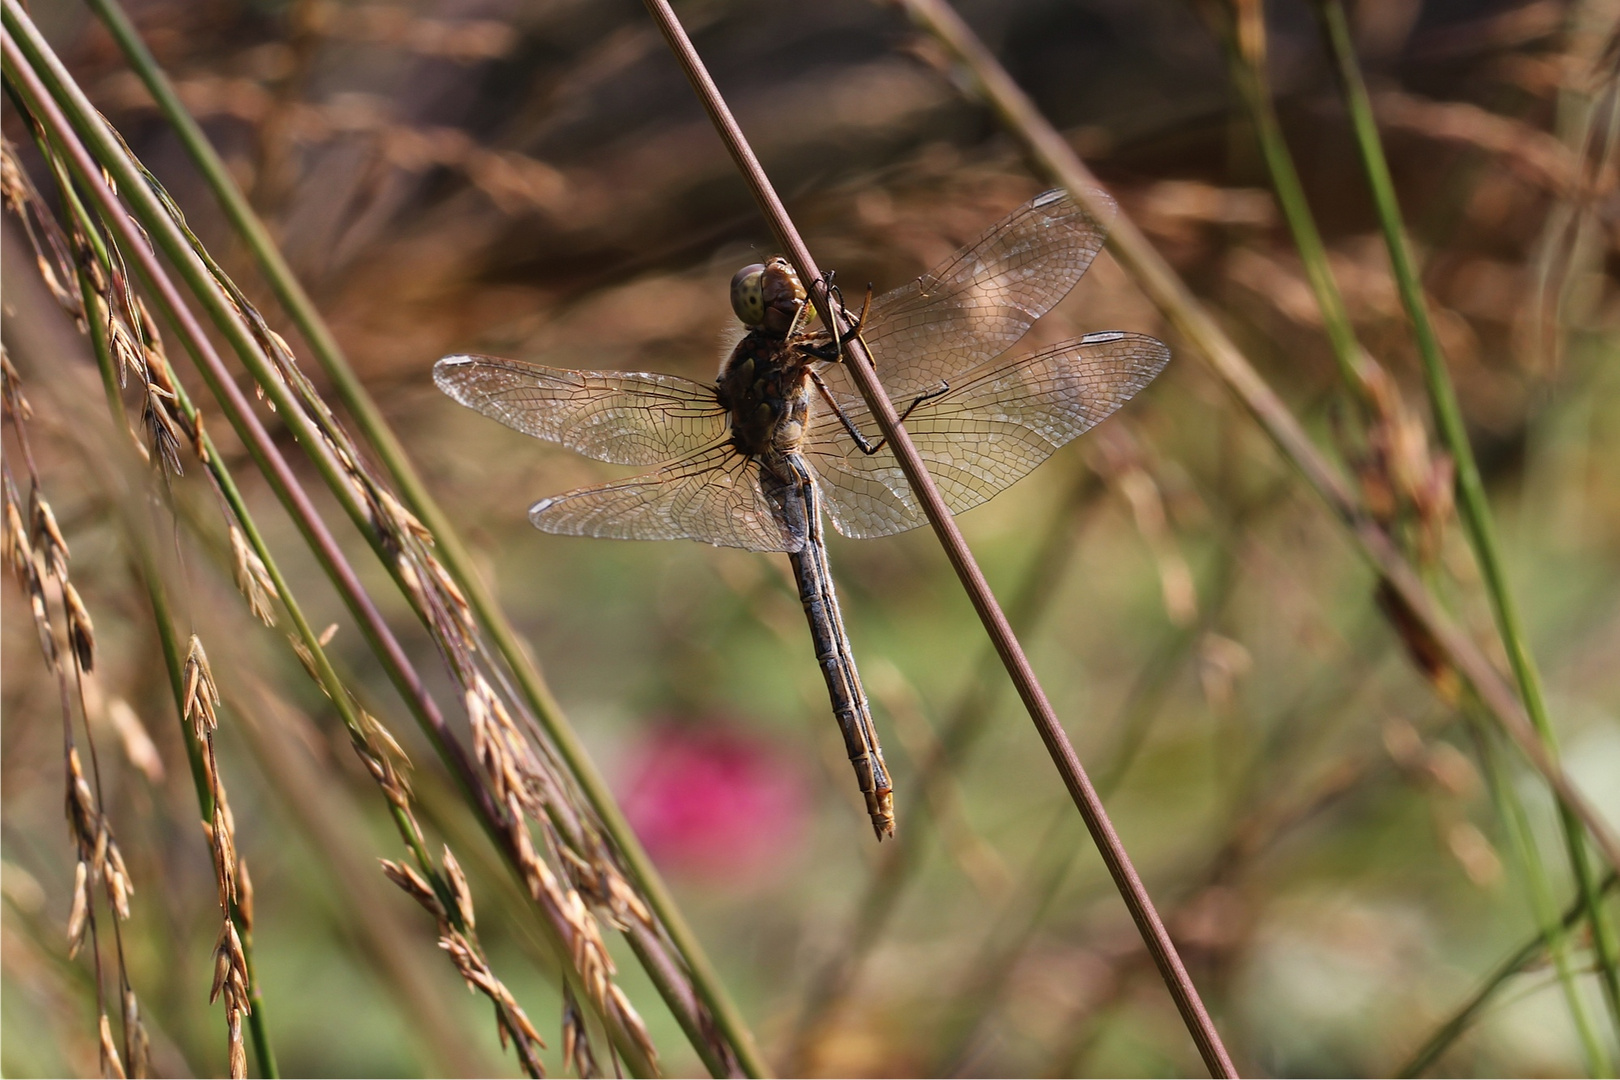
731,264,767,326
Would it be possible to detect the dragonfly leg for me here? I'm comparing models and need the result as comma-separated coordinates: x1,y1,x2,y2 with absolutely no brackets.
810,369,949,456
823,276,872,344
802,277,873,359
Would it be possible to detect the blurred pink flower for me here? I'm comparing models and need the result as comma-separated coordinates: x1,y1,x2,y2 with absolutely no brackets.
620,721,806,877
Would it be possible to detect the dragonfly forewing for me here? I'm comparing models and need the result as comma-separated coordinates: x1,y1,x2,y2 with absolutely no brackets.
835,188,1117,402
434,354,729,466
808,331,1170,539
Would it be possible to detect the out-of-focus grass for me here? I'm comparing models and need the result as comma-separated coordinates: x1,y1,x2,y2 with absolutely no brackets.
4,0,1619,1076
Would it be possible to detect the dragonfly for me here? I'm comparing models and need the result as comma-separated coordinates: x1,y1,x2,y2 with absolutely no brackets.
435,188,1169,840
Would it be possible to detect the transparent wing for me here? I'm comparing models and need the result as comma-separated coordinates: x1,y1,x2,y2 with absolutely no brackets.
434,354,728,467
837,188,1117,402
528,443,803,552
807,332,1169,539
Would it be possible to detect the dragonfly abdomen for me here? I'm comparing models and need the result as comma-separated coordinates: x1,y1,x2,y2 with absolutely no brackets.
780,455,895,839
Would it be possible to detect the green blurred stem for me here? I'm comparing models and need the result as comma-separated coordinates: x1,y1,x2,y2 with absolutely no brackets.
1469,715,1610,1075
1216,21,1375,409
71,263,278,1077
133,531,279,1080
1400,869,1620,1078
1,14,648,1073
1314,0,1620,1038
81,1,765,1072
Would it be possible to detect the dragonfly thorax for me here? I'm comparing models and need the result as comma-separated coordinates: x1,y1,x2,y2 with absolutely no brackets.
716,332,815,459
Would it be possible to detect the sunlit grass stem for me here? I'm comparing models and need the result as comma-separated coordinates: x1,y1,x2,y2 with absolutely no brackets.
0,16,655,1073
79,1,765,1070
1314,0,1620,1037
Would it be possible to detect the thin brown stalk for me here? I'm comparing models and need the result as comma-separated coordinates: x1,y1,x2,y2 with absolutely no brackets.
890,0,1620,878
933,529,1246,1076
638,2,1236,1075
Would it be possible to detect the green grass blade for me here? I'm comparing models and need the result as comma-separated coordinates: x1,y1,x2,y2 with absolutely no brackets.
1314,0,1620,1044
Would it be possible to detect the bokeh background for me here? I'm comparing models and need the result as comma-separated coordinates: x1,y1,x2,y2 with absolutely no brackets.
3,0,1618,1076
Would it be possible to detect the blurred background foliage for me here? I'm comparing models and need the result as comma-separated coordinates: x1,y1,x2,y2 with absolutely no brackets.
3,0,1618,1076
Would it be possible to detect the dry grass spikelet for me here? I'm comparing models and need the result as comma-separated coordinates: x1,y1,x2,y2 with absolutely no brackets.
107,317,148,388
141,379,185,477
236,857,255,934
1,349,32,420
29,487,69,582
2,476,30,579
98,1012,127,1079
226,1004,247,1080
561,984,598,1079
182,636,221,739
66,859,89,957
379,858,443,920
61,579,95,672
106,698,165,784
209,801,238,911
442,846,475,932
358,708,410,768
228,525,277,626
122,985,152,1079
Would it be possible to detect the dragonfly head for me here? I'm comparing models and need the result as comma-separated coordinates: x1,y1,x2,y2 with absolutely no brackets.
730,256,805,337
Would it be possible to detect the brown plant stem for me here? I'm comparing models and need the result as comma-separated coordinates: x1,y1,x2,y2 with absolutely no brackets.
638,1,1237,1075
890,0,1620,878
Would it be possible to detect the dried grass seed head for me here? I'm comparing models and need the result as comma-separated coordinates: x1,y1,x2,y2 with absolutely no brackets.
29,486,69,581
183,635,221,738
62,578,95,672
229,525,277,626
98,1012,127,1079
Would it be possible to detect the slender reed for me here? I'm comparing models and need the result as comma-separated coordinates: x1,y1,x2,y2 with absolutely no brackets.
891,0,1620,879
638,2,1237,1075
1207,1,1611,1057
1312,0,1620,1032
